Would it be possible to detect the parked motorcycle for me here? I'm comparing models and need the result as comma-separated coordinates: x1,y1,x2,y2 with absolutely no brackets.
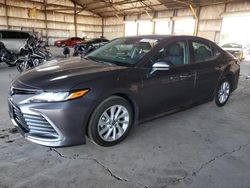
37,39,52,59
16,36,51,73
74,42,108,57
0,42,17,67
73,38,109,56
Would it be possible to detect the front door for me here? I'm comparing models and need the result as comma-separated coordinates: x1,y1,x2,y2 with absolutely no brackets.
139,40,195,119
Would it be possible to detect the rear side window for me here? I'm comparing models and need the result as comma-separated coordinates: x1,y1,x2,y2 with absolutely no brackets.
192,41,213,62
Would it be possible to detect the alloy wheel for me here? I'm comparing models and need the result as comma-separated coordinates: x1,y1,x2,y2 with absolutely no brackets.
218,81,230,104
97,105,129,142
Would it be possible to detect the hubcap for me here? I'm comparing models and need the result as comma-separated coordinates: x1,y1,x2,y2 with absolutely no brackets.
98,105,129,142
218,81,230,104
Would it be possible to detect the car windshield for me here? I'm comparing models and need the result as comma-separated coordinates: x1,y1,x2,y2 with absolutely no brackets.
87,38,158,66
222,43,242,48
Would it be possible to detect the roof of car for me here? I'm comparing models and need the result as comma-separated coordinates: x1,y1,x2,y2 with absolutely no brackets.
120,35,215,44
121,35,199,40
122,35,170,40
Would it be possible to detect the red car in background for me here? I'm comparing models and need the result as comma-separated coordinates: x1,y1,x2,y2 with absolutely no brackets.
54,37,85,47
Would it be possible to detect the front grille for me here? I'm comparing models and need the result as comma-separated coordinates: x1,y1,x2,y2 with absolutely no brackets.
10,87,40,95
11,102,29,133
9,101,59,140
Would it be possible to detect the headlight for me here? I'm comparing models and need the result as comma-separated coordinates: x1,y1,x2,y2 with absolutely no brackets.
21,90,89,104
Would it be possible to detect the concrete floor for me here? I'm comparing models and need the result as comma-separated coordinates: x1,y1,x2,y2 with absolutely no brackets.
0,49,250,188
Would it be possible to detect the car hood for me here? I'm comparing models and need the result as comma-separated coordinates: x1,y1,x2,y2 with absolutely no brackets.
12,57,127,91
222,47,242,52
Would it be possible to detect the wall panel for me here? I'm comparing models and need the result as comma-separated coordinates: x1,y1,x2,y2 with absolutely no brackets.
0,0,102,45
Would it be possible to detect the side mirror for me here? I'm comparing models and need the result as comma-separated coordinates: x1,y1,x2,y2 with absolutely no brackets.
152,61,171,70
150,61,171,74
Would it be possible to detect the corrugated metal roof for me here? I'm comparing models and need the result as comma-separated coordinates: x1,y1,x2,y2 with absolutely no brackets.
71,0,244,17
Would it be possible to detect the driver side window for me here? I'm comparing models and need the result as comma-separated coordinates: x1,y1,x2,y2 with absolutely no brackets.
151,41,188,66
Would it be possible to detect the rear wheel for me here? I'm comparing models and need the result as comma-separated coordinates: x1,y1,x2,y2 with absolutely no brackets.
88,96,133,147
215,78,231,107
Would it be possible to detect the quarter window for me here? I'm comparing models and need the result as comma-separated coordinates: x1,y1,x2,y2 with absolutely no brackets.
151,41,189,66
192,41,213,62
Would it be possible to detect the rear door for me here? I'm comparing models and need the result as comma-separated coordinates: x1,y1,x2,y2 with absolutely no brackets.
188,39,223,101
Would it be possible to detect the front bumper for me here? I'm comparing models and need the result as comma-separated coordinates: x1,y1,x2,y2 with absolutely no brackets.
8,96,94,147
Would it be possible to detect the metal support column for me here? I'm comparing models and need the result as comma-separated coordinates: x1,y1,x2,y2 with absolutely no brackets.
171,9,177,35
5,0,9,29
189,5,200,36
101,17,104,37
44,0,48,44
74,2,77,37
152,12,156,34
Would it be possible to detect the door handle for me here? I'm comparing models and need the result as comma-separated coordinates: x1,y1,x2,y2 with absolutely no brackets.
180,71,195,78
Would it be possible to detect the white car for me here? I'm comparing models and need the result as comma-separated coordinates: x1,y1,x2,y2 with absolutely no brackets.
0,30,32,54
221,43,245,61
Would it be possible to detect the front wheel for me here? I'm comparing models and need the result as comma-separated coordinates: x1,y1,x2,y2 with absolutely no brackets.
88,96,133,147
215,78,231,107
16,59,29,73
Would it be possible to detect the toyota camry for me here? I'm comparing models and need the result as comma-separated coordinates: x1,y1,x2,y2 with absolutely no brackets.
8,35,240,147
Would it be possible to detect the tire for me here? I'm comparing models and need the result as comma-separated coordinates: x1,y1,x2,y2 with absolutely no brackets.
88,96,133,147
16,59,28,73
215,78,231,107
